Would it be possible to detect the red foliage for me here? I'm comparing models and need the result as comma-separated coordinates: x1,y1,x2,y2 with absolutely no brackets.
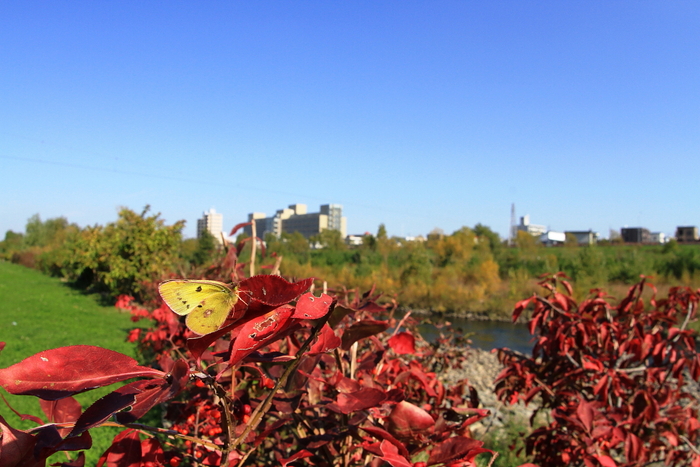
0,245,491,466
496,273,700,467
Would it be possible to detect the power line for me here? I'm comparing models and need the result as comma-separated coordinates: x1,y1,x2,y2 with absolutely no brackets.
0,154,439,224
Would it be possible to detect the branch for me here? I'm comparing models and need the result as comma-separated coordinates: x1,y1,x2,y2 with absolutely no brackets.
616,366,647,374
536,296,569,317
30,420,224,451
680,434,700,457
250,221,257,277
270,255,283,275
391,311,412,338
677,302,694,339
210,376,236,465
564,351,581,369
534,376,556,398
233,300,337,457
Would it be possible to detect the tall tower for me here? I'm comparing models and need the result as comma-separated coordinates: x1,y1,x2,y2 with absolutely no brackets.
197,208,224,244
509,203,516,246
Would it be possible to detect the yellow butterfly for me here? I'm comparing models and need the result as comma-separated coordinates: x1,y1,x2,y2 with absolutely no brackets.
158,279,239,335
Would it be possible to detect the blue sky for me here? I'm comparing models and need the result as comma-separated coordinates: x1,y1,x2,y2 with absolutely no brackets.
1,2,698,240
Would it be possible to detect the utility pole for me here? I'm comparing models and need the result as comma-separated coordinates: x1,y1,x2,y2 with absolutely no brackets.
509,203,516,247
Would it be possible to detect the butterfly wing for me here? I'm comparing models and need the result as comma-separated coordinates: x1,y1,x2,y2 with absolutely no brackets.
158,280,239,335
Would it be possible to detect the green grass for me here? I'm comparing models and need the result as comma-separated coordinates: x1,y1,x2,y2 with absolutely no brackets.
0,261,151,465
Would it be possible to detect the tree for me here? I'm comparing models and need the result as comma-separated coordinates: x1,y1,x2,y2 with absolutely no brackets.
310,229,346,251
62,206,185,299
564,233,579,248
514,230,540,251
0,230,24,259
192,229,218,266
428,227,476,267
473,223,502,255
24,214,79,248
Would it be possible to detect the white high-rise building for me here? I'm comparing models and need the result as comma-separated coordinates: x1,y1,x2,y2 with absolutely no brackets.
197,208,224,244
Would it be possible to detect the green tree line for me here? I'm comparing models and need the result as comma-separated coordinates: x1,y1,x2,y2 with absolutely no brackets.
2,209,699,317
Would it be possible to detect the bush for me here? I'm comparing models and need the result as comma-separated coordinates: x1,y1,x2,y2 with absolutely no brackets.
496,273,700,467
0,250,496,466
61,206,184,300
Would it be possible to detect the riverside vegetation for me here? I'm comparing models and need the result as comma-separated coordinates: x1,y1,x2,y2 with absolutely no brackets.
2,207,699,318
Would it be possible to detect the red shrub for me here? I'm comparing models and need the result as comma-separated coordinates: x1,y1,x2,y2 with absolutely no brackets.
496,273,700,467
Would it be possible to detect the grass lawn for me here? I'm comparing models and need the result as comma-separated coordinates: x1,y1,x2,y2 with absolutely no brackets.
0,261,152,465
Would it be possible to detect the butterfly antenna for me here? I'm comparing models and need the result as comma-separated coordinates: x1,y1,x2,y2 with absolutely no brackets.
237,289,251,307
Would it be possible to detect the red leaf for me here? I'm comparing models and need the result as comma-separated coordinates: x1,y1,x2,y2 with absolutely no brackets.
388,332,416,355
0,413,37,466
225,276,313,328
0,346,164,400
427,437,485,466
594,455,617,467
387,401,435,438
293,293,334,319
229,221,252,236
229,308,295,366
360,426,410,458
394,368,437,398
119,359,188,423
449,407,491,427
336,387,387,414
186,325,241,363
593,375,608,397
625,432,643,461
70,360,187,437
239,275,313,307
140,438,165,466
0,392,44,426
377,440,412,467
40,397,82,437
341,319,390,350
561,280,574,296
69,390,137,438
308,324,342,355
105,429,141,467
113,380,172,424
513,296,534,322
279,449,313,466
40,397,81,425
577,399,595,433
34,425,91,460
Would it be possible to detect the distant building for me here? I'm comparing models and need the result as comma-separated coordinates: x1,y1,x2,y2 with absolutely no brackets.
565,230,600,246
675,226,699,243
246,203,347,239
540,231,566,246
518,215,547,237
621,227,651,244
650,232,667,244
346,234,366,246
197,208,224,244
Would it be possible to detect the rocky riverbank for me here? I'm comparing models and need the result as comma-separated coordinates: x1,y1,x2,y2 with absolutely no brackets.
440,347,536,437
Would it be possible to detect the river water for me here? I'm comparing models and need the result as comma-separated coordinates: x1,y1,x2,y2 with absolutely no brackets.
413,317,534,355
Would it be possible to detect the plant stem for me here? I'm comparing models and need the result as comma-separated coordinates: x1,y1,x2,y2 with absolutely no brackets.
250,220,257,277
233,300,336,459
